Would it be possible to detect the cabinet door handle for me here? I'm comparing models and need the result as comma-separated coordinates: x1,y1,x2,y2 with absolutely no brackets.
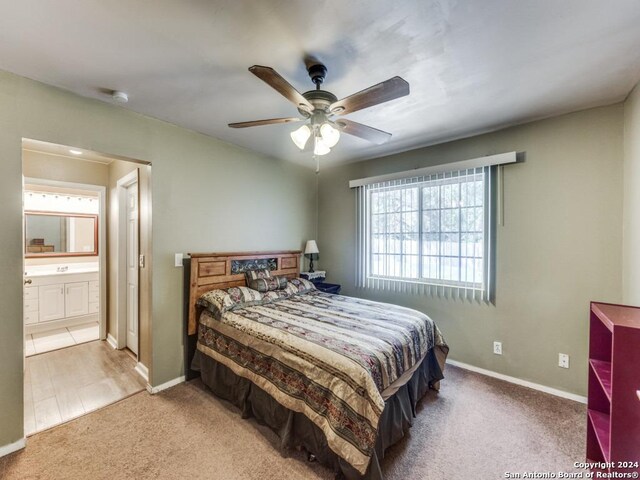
24,279,32,285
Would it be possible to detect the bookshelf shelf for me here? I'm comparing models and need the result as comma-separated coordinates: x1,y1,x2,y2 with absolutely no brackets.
589,359,612,401
587,409,611,463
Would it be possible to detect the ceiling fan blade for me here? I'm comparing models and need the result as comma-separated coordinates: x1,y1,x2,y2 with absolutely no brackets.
330,76,409,115
228,117,303,128
249,65,314,113
335,119,392,145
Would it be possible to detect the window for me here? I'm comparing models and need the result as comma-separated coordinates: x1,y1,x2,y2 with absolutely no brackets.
356,167,496,301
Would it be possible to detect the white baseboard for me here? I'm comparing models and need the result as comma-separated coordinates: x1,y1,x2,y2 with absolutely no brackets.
446,359,588,404
0,438,25,458
134,362,149,382
146,376,185,395
106,334,118,350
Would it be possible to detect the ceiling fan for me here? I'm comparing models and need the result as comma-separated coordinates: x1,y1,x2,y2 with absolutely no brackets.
228,62,410,162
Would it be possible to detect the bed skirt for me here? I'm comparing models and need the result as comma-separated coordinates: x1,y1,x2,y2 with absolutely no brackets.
192,347,445,480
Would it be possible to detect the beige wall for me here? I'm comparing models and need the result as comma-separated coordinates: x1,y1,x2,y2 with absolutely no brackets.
318,105,624,397
22,149,109,186
0,69,317,448
623,81,640,306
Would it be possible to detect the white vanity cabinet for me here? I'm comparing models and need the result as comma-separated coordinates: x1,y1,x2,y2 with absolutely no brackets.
89,280,99,314
24,271,99,334
23,287,39,325
39,284,66,322
65,282,90,317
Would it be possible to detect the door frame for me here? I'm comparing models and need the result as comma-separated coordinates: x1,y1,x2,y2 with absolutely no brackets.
116,170,139,354
23,177,108,340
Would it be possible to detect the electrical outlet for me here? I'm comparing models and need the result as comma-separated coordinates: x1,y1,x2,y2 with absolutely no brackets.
175,253,183,267
558,353,570,369
493,341,502,355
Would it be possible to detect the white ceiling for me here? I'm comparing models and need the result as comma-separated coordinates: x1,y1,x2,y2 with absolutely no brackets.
2,0,640,168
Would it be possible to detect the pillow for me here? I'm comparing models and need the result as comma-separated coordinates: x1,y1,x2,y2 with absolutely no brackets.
262,289,291,303
244,268,272,284
285,278,317,296
248,275,288,293
197,286,263,318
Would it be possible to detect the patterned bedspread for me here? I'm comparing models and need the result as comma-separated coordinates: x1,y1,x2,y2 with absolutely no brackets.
196,290,448,475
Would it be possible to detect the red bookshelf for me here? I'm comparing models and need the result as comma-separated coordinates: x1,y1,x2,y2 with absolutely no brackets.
587,302,640,473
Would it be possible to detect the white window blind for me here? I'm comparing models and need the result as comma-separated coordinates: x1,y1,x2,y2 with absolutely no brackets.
355,166,497,303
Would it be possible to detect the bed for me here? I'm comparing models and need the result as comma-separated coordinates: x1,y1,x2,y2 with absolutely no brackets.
184,251,449,480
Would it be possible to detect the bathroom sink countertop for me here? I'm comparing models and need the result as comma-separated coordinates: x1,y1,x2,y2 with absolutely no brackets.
24,263,99,278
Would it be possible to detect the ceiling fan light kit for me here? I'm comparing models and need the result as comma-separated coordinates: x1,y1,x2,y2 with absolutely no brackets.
290,117,340,154
228,62,410,168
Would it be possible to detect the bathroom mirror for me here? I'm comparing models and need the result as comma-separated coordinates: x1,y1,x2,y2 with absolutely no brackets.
25,212,98,257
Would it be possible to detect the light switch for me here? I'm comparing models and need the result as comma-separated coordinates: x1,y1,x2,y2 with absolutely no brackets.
175,253,183,267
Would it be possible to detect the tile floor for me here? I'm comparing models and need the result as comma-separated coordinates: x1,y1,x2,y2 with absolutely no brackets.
24,340,146,435
26,322,99,356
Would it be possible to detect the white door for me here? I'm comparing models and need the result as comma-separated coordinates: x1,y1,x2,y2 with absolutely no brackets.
38,285,65,322
65,282,89,317
126,181,139,355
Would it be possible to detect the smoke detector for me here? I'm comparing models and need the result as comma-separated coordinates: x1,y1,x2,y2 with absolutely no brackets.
112,91,129,103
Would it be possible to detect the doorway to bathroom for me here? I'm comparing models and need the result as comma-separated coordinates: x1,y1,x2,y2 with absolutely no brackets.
22,139,152,436
23,179,106,355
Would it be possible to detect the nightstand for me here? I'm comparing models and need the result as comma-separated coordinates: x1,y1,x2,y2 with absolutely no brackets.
300,271,341,294
313,282,341,294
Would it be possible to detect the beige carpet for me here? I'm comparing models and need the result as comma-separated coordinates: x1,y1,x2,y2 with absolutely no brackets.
0,365,586,480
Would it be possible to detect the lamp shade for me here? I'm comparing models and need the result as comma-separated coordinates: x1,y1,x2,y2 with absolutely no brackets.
320,123,340,147
313,137,331,156
304,240,319,255
290,125,311,150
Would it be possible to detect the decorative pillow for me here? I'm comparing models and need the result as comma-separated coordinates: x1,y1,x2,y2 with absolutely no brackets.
285,278,317,296
226,286,263,305
262,289,291,303
197,286,263,318
244,268,272,284
248,275,288,293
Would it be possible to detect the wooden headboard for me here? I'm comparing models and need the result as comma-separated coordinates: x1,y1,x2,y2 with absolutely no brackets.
187,250,302,336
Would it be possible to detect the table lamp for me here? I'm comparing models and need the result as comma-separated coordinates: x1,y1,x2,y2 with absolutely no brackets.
304,240,319,273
